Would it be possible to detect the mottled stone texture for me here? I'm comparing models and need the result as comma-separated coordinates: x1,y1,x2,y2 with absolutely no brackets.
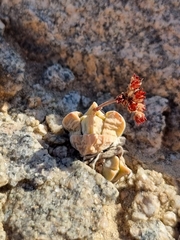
0,0,180,239
0,0,180,100
0,0,179,152
0,35,25,100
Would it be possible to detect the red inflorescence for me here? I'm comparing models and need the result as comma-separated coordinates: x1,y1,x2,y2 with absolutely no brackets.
94,74,146,124
116,74,146,124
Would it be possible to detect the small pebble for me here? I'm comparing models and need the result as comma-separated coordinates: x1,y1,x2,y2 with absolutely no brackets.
46,114,63,134
34,124,47,136
162,211,177,227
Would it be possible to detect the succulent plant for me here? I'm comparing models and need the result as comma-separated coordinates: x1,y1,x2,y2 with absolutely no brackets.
62,74,146,182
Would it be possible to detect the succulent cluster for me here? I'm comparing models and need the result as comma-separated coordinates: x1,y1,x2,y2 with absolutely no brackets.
94,74,146,124
62,74,146,182
62,102,131,182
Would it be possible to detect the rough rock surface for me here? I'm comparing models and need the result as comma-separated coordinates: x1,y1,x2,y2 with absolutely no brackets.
0,0,180,239
0,35,25,101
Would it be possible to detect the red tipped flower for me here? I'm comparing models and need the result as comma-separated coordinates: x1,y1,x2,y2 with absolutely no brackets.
94,74,146,124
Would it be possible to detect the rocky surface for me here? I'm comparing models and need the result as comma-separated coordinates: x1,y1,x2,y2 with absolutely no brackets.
0,0,180,239
0,104,180,240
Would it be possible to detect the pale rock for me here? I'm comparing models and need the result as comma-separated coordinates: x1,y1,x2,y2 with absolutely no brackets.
13,113,27,124
3,161,119,240
129,220,175,240
159,192,169,204
0,193,7,207
0,172,8,187
162,211,177,227
0,102,10,114
0,154,8,187
171,195,180,209
132,192,160,218
46,114,63,134
0,1,180,239
0,193,7,240
135,166,156,191
33,124,47,136
131,211,148,221
164,186,177,202
0,222,6,240
25,116,39,127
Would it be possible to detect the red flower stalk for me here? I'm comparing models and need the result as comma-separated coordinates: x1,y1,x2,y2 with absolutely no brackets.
94,74,147,124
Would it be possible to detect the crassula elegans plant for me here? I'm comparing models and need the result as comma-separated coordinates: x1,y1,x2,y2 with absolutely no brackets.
62,74,146,182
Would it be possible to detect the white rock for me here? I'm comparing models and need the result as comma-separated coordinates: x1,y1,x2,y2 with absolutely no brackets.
162,211,177,227
135,167,156,191
33,124,47,136
171,195,180,209
133,192,160,218
132,211,148,221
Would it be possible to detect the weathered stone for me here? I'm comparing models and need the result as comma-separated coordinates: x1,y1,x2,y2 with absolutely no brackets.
129,220,175,240
43,64,75,91
0,0,180,239
3,162,118,240
162,211,177,227
0,35,25,100
0,193,6,240
0,20,5,35
46,114,63,134
1,0,180,105
132,192,160,218
58,91,81,114
0,154,8,187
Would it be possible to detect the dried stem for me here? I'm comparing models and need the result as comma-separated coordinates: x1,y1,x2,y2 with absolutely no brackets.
94,98,117,111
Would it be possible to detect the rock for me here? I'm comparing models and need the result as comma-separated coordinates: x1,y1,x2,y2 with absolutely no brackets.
0,154,8,187
0,35,25,100
0,20,5,35
0,102,10,113
58,91,81,114
129,220,175,240
27,96,42,109
51,145,68,158
0,112,119,239
81,96,91,108
132,192,160,219
162,211,177,227
46,114,63,134
0,0,180,239
171,195,180,209
3,162,119,240
163,106,180,151
0,193,7,240
43,133,68,146
116,166,180,239
43,64,75,91
33,123,47,136
126,96,169,150
1,0,180,104
135,167,156,192
25,116,39,127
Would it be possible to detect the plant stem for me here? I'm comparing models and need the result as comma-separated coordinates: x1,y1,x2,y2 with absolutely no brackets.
94,98,117,111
